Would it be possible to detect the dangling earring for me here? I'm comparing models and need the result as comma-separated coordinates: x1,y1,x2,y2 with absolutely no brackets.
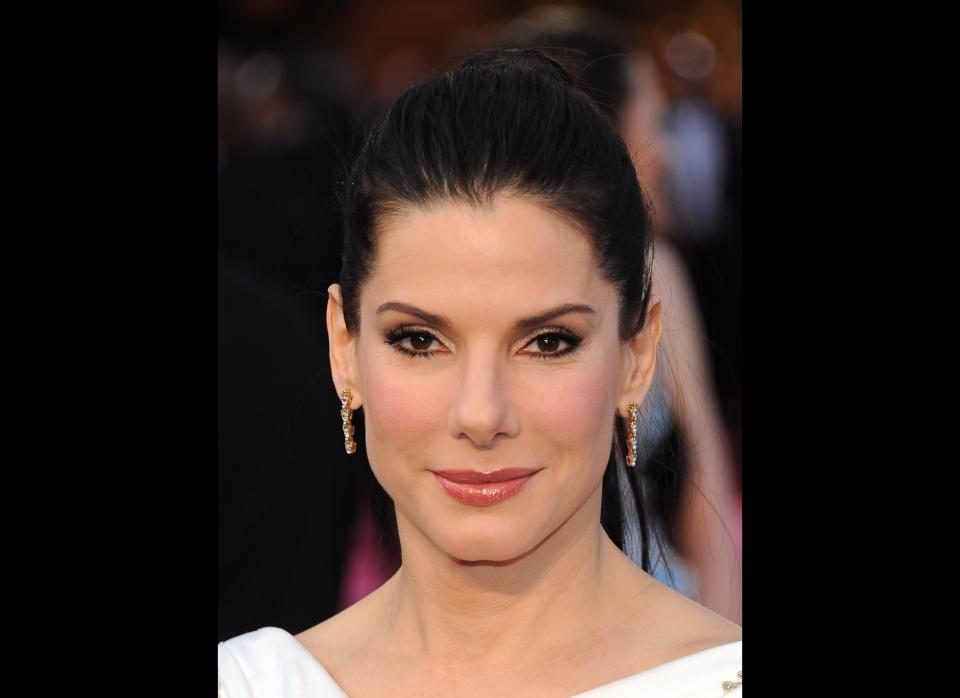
341,388,357,454
625,401,639,468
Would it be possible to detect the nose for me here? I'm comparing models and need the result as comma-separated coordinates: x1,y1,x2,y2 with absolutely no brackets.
448,350,520,448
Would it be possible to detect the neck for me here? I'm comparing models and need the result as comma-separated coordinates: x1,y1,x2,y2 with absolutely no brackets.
370,485,642,671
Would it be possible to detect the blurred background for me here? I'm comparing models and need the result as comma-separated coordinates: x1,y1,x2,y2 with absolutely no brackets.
218,0,742,641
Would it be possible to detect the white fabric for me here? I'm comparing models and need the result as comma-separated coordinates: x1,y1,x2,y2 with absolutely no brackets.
219,627,348,698
219,626,741,697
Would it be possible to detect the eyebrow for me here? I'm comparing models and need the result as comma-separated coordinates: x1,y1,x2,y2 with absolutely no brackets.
376,301,596,332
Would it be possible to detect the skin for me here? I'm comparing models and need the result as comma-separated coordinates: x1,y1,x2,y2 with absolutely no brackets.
303,194,740,697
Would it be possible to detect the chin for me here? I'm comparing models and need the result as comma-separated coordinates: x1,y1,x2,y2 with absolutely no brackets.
434,518,543,564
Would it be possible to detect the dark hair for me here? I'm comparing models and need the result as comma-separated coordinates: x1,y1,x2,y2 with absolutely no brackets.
337,48,672,574
494,7,635,126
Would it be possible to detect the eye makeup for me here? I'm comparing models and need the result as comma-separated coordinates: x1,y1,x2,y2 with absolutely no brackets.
383,325,584,361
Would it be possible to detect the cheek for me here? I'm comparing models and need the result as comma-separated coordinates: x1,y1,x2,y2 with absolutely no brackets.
361,365,445,446
524,366,617,454
359,346,621,468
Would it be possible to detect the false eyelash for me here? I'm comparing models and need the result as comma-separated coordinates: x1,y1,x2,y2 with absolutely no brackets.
383,326,583,360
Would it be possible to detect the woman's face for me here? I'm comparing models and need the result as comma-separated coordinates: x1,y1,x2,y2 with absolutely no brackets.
328,195,659,562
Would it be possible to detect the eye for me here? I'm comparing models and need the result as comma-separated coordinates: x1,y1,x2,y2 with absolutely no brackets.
521,329,582,359
384,326,582,361
385,327,448,359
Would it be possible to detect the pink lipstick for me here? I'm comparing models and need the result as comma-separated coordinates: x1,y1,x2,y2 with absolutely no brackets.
433,468,541,506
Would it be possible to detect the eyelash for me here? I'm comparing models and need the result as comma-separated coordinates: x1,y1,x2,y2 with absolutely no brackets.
384,325,583,361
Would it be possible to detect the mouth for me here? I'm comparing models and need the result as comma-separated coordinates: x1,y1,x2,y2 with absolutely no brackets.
432,467,543,484
432,468,542,506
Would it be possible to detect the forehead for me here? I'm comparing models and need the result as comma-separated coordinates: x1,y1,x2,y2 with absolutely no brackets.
363,196,615,321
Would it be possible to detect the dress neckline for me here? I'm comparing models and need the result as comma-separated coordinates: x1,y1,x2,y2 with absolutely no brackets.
265,626,741,697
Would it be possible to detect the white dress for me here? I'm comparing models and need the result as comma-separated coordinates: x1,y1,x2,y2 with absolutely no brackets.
219,627,742,697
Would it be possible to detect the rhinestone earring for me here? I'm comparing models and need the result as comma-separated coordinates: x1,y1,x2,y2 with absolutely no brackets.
625,401,639,468
340,388,357,454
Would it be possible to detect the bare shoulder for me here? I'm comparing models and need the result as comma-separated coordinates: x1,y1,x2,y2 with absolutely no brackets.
294,586,383,663
545,562,740,691
293,586,408,697
641,574,742,650
602,541,740,653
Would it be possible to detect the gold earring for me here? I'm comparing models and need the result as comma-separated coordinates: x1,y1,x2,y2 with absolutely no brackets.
340,388,357,454
625,401,639,468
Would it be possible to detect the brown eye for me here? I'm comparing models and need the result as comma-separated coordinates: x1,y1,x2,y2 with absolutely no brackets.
536,335,561,352
409,332,434,351
384,327,447,359
523,330,581,358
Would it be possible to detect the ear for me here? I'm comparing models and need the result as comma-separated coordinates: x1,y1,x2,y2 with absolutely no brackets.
617,300,662,418
326,283,363,407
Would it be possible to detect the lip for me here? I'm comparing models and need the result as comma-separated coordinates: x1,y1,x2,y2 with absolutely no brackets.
433,468,542,484
433,468,542,506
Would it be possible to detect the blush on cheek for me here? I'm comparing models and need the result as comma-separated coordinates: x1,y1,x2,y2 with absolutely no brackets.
526,371,615,453
362,369,445,448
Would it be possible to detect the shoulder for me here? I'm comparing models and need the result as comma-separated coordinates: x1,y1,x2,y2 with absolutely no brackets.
218,628,290,697
219,627,295,673
597,564,740,676
645,573,742,648
571,639,742,698
291,584,392,689
295,592,376,663
290,593,398,697
219,627,347,697
608,549,740,647
574,572,742,697
575,554,740,693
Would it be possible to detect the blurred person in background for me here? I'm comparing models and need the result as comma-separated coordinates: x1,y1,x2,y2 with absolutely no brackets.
654,7,743,469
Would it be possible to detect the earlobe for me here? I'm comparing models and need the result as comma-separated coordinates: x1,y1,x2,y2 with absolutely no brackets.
619,300,662,416
326,283,362,406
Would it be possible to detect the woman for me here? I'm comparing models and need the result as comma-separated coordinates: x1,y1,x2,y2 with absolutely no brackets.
219,48,742,697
